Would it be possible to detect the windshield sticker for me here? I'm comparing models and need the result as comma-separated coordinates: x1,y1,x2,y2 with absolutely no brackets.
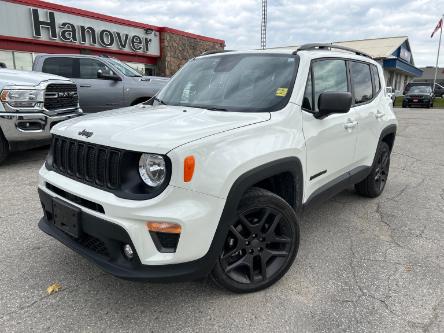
276,88,288,97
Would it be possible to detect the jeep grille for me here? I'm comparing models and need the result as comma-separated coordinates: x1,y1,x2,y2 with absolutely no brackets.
51,136,121,190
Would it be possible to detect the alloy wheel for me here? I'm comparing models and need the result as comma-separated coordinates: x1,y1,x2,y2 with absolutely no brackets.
220,207,294,284
374,149,389,191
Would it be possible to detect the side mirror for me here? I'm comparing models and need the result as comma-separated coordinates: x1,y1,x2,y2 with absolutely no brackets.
316,92,352,118
0,62,6,68
97,69,122,81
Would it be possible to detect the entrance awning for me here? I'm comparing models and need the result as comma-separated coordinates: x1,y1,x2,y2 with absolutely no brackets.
383,58,423,77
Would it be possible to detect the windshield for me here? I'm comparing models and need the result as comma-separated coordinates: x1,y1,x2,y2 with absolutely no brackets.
107,58,142,77
409,86,432,93
154,54,299,112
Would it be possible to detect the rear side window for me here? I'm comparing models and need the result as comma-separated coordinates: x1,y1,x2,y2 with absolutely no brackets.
79,59,115,79
42,57,75,78
312,59,348,111
350,61,373,104
371,65,381,93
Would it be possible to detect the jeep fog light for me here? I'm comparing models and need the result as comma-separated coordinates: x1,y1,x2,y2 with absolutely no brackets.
138,153,166,187
123,244,134,259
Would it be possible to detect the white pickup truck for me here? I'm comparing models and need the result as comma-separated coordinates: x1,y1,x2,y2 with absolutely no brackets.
0,68,82,164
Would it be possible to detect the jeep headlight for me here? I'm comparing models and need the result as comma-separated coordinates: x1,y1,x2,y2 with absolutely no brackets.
138,153,166,187
0,89,44,108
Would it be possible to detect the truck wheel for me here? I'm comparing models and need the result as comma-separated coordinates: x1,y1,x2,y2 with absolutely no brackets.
211,187,299,293
0,131,9,165
355,142,391,198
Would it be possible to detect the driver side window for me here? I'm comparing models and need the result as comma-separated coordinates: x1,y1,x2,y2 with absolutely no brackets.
302,59,349,113
79,59,115,79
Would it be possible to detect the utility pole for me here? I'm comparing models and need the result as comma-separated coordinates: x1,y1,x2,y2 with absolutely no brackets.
261,0,267,49
433,15,443,92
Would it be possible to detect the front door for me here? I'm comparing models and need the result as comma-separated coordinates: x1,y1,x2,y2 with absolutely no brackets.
301,58,358,200
75,58,124,113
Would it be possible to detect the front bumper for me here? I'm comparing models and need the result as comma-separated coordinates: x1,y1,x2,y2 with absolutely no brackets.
38,189,218,281
0,110,82,149
403,99,431,107
38,166,227,281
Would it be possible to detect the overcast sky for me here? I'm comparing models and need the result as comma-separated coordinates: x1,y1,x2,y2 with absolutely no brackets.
51,0,444,67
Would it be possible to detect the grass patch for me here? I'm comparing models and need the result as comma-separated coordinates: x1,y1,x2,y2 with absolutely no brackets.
394,96,444,108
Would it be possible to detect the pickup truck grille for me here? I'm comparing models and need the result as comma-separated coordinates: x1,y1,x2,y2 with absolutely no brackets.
44,84,79,111
51,136,121,190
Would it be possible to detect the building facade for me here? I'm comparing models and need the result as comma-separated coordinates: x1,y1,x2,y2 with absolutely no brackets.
413,67,444,86
0,0,224,76
335,37,423,92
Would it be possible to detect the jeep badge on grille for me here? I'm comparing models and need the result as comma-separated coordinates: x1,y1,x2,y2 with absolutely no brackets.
78,129,93,138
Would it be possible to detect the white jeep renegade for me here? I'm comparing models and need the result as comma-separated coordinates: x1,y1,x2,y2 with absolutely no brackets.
38,44,397,293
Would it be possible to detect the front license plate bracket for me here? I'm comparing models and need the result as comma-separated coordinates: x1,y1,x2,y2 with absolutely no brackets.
53,198,82,238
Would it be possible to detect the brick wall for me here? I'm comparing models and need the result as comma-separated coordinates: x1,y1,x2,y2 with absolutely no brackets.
157,31,225,77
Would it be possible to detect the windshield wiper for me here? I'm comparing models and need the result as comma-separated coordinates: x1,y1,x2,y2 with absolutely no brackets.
206,107,228,111
153,96,166,105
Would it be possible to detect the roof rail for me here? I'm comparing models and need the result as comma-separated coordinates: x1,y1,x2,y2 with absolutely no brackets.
200,49,233,56
293,43,372,59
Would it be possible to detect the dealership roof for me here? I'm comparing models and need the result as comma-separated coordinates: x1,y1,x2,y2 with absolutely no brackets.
334,36,409,59
266,36,410,59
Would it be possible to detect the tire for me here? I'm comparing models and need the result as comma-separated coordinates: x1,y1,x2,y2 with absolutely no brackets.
211,187,300,293
0,131,9,165
355,142,391,198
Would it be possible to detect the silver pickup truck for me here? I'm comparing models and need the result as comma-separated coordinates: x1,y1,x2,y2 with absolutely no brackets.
0,68,82,164
33,55,169,113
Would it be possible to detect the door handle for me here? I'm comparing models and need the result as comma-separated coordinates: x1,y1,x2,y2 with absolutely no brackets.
344,118,358,130
375,110,385,119
80,84,91,88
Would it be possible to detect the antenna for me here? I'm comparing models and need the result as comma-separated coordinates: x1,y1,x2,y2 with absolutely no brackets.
260,0,267,49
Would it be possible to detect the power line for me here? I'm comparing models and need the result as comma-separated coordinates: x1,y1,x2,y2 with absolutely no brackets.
261,0,267,49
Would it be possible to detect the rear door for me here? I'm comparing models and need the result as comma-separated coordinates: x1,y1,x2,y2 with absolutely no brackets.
301,58,358,199
348,62,382,168
76,58,124,113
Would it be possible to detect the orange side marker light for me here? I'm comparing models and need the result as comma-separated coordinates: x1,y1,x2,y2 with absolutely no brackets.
184,155,195,182
146,222,182,234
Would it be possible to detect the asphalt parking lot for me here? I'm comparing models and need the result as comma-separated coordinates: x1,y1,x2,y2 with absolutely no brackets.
0,108,442,332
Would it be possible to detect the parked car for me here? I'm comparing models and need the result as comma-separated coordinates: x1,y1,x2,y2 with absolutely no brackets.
402,85,434,108
403,81,431,95
386,86,395,104
37,44,397,293
434,82,444,98
33,55,169,113
0,68,82,164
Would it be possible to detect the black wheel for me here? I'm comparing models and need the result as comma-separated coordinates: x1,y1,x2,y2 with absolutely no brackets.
0,131,9,165
211,188,299,293
355,142,391,198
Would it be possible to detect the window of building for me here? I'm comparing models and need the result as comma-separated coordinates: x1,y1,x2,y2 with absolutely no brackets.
42,57,76,78
312,59,348,111
350,61,373,104
0,50,14,69
14,52,33,71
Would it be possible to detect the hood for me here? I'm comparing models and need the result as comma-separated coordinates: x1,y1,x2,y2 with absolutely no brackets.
52,104,270,154
0,69,71,87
